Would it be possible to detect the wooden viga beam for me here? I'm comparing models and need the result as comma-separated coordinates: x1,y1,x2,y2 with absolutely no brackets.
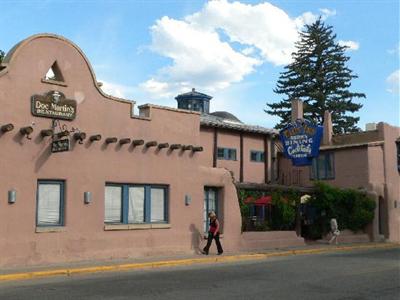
169,144,181,150
40,129,54,137
132,139,144,146
182,145,193,151
73,132,87,144
105,137,118,144
56,130,69,139
192,146,203,152
89,134,102,142
1,123,14,133
145,141,157,148
119,138,131,145
157,143,169,149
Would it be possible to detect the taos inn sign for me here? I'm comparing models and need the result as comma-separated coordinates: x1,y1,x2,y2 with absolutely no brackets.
31,91,77,153
279,119,323,166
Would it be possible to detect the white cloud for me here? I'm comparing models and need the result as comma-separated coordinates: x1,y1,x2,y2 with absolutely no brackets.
100,80,136,99
338,40,360,51
140,0,337,99
386,69,399,94
388,43,400,55
319,8,337,19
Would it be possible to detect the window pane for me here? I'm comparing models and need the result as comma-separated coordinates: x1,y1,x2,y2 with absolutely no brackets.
128,187,145,223
217,148,224,159
151,188,165,222
105,186,122,223
37,183,61,225
326,154,334,178
229,149,237,160
260,152,265,162
317,156,326,179
250,151,257,161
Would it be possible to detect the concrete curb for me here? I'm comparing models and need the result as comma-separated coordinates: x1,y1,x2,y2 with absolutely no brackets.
0,243,398,282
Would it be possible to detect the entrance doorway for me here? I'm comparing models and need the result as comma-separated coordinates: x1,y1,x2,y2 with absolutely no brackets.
204,187,219,233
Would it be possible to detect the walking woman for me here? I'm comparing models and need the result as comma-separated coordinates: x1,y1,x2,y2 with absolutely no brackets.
203,211,223,255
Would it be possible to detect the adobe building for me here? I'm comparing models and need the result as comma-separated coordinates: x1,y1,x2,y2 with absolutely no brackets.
0,34,304,268
278,100,400,243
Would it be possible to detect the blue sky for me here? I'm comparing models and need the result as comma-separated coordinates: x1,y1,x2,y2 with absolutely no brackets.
1,0,399,129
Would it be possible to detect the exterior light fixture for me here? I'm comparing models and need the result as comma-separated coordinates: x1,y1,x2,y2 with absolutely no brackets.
119,138,131,145
145,141,157,148
1,123,14,133
84,191,92,204
105,137,118,144
8,189,16,204
185,195,192,206
157,143,169,149
89,134,102,142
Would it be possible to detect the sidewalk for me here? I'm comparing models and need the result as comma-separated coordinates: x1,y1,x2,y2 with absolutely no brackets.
0,242,398,282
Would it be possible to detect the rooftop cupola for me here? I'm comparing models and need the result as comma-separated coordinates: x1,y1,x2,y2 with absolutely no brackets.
175,88,212,114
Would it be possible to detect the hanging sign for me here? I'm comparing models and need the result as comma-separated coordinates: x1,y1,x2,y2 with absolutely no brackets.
51,138,70,153
31,91,77,120
279,119,323,166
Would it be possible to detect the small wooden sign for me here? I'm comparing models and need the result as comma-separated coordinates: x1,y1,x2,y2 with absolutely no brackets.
32,91,77,120
51,138,70,153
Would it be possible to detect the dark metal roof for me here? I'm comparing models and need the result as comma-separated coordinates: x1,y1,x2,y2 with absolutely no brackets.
210,111,242,123
200,113,277,135
175,88,212,101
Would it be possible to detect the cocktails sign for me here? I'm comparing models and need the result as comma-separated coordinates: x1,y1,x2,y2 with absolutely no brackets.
31,91,77,120
279,119,323,166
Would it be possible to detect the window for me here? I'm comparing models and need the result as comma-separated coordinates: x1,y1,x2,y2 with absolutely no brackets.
204,187,219,233
36,180,65,226
310,153,335,180
105,184,168,224
217,147,237,160
250,150,265,162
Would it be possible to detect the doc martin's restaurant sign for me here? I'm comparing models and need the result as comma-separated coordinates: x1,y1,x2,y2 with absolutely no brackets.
31,91,77,120
279,119,323,166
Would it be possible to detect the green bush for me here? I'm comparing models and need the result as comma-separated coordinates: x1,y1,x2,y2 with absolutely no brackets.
309,182,375,236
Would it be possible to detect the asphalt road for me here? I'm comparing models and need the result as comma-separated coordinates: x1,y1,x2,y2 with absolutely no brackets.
0,248,399,300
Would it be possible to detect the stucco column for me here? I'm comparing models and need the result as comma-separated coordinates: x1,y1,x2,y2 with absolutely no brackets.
367,190,384,242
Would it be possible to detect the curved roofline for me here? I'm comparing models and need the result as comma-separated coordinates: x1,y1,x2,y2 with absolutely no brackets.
0,33,135,105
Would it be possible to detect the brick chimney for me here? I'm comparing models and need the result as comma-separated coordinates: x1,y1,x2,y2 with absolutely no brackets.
322,110,333,145
291,99,303,122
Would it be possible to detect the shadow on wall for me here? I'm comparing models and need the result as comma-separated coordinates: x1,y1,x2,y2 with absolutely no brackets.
189,224,203,254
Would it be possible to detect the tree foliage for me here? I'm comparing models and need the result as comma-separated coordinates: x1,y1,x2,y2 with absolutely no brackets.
0,50,4,64
266,18,365,134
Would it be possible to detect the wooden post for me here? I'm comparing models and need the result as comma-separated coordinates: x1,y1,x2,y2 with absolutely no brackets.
145,141,157,148
119,138,131,145
170,144,181,150
192,146,203,152
182,145,193,151
157,143,169,149
132,139,144,146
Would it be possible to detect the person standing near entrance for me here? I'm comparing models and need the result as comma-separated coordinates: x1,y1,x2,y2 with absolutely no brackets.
203,211,223,255
329,218,340,245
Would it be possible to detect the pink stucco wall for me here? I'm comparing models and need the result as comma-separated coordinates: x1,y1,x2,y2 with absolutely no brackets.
214,130,241,180
242,134,266,183
0,34,246,267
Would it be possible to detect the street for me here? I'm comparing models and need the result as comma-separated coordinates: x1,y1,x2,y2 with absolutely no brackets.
0,247,399,300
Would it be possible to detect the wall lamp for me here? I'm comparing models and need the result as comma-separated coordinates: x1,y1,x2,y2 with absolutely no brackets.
20,126,34,139
8,189,16,204
89,134,102,142
1,123,14,133
84,191,92,204
74,132,87,144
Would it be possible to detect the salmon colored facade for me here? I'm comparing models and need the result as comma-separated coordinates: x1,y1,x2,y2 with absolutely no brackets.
0,34,307,269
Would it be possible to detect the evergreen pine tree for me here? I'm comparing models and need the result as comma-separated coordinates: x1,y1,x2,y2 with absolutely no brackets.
266,18,365,134
0,50,4,64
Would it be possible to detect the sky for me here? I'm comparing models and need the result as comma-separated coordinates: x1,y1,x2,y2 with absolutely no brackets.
1,0,399,129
